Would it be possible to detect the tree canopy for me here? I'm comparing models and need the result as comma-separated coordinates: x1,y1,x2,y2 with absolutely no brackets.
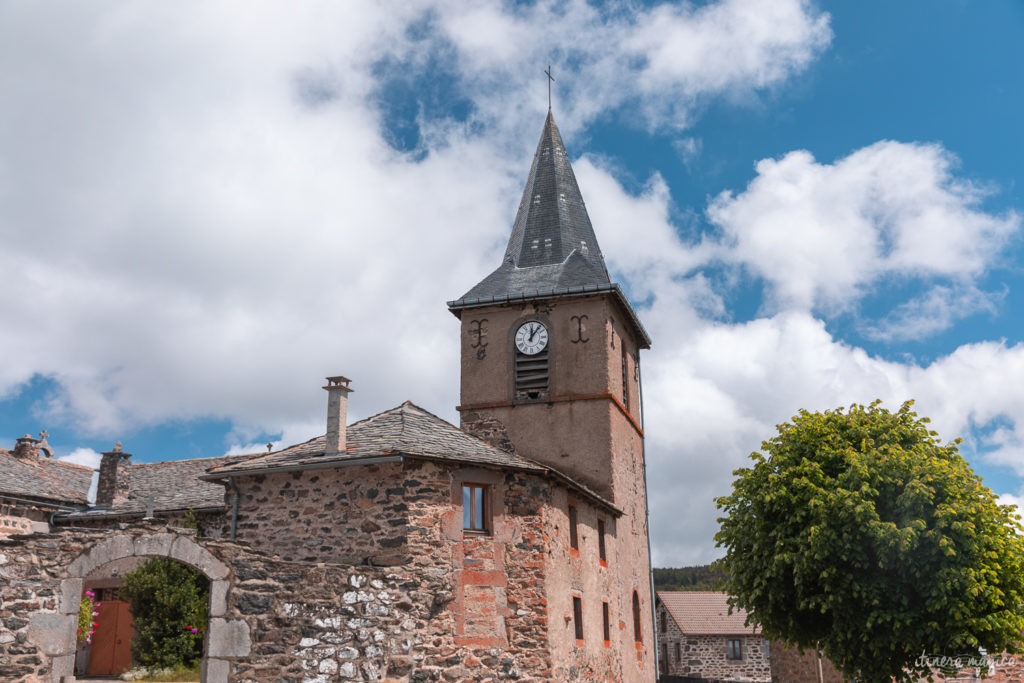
120,557,209,669
715,401,1024,681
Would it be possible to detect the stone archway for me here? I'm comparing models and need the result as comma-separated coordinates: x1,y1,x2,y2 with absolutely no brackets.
35,532,248,683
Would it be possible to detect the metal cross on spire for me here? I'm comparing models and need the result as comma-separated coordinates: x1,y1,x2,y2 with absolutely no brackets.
544,65,554,111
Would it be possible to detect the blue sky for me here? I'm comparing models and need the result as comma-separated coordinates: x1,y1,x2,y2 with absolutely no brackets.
1,0,1022,565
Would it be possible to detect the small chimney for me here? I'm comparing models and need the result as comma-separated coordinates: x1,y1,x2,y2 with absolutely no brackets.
323,376,354,455
96,442,132,507
12,434,41,459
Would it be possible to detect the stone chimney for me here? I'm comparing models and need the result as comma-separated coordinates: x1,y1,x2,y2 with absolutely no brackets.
96,442,132,507
323,376,353,455
12,434,41,459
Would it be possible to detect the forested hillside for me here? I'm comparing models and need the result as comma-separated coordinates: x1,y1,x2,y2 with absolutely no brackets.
653,565,728,592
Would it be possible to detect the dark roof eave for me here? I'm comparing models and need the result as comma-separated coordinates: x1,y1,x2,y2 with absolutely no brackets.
54,504,224,521
0,492,87,511
447,283,651,349
200,454,406,480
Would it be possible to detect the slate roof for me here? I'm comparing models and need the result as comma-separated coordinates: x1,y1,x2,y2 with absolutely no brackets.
58,454,252,520
0,448,93,506
448,112,652,348
206,401,545,476
204,401,620,515
657,591,759,635
452,111,610,301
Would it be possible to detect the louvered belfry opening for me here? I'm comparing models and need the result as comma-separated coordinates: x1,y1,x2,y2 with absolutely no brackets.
515,347,549,399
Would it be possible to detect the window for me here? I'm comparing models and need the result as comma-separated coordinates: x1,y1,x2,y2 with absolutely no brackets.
632,591,642,643
597,519,606,562
660,609,666,633
573,596,584,641
602,601,610,642
621,345,630,411
661,643,669,673
462,484,488,532
568,505,579,549
675,641,681,662
727,638,743,660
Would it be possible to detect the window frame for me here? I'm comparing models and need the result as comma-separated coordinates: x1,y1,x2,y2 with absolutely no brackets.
726,638,743,661
462,483,489,534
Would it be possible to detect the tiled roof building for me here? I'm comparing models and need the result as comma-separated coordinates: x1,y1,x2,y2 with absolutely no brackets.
2,110,657,682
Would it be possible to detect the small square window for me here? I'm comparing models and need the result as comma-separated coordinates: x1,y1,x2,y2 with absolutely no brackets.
463,484,488,532
573,596,584,641
727,638,743,660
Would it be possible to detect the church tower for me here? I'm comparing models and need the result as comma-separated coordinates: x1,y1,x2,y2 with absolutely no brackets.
448,111,655,679
448,111,651,499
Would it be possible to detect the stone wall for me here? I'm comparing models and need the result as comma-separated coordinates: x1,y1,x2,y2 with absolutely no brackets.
232,463,410,565
0,502,53,539
653,599,770,683
0,521,570,682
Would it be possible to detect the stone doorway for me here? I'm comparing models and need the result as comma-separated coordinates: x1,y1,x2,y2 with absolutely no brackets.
55,531,237,683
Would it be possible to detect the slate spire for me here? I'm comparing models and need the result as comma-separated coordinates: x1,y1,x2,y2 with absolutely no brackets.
453,112,611,303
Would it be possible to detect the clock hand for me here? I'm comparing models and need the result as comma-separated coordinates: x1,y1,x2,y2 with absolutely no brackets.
528,325,537,342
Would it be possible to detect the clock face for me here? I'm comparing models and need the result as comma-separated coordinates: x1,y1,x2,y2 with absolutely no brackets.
514,321,549,355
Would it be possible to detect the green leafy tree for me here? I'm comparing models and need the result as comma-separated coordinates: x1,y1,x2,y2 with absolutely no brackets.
715,401,1024,681
120,557,209,668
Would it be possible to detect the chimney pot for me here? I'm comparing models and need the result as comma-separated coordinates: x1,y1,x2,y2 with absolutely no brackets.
323,375,354,456
12,434,41,459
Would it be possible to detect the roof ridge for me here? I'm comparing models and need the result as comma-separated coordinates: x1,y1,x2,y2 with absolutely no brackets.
48,459,95,472
134,453,254,467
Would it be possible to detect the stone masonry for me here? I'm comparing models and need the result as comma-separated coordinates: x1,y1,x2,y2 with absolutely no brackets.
0,520,569,682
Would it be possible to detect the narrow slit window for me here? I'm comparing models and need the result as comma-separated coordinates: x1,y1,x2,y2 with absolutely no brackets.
597,519,606,561
569,505,579,549
621,345,630,411
463,484,488,532
675,642,681,662
660,610,666,633
573,596,584,641
632,591,642,643
602,601,610,642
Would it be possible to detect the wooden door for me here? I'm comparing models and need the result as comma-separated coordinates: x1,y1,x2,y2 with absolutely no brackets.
87,600,134,676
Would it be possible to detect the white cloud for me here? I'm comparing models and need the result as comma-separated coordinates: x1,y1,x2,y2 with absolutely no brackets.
708,142,1020,313
4,1,1023,568
57,448,102,503
0,0,832,437
864,284,1005,342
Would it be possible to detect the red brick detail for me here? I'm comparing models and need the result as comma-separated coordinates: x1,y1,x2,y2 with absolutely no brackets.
460,570,507,587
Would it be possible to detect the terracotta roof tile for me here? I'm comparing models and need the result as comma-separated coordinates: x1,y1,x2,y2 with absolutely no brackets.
657,591,759,635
